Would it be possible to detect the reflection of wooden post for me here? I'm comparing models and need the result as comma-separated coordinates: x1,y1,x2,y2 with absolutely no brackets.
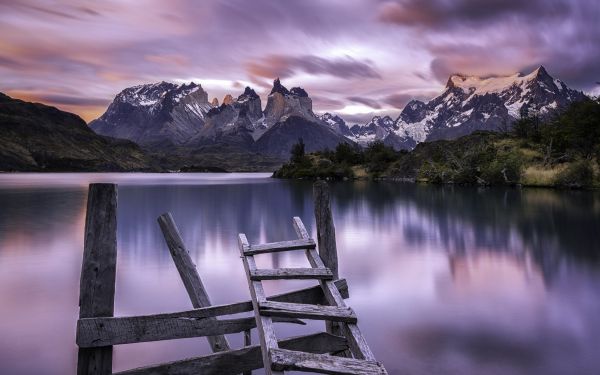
313,181,344,344
77,184,118,375
157,213,231,353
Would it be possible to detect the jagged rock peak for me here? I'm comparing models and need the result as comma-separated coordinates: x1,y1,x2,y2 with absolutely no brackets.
270,78,290,95
211,97,219,106
533,65,550,78
238,87,259,101
321,112,344,123
290,87,308,97
222,94,234,105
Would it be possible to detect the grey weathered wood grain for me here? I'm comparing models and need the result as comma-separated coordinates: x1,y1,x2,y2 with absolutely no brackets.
313,181,345,344
259,301,357,323
76,280,348,348
293,216,377,362
313,181,339,279
250,267,333,280
157,212,230,353
114,332,348,375
77,314,303,348
77,183,117,375
244,238,316,255
238,233,283,375
270,348,387,374
243,329,252,375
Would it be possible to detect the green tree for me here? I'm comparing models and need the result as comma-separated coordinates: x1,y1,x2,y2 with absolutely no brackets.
290,138,306,164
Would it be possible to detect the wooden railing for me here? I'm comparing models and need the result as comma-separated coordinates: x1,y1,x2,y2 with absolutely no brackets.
76,182,354,375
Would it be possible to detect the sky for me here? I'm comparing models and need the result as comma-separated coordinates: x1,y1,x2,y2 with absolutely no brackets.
0,0,599,123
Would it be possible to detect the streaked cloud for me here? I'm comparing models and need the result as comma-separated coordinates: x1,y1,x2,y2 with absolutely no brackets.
0,0,597,123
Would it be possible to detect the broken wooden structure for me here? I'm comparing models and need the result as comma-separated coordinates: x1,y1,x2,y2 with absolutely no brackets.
76,181,387,374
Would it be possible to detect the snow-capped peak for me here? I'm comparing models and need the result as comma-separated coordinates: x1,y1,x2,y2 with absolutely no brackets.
116,81,206,107
446,65,553,96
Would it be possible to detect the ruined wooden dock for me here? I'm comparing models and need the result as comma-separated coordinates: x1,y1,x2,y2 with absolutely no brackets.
76,181,387,374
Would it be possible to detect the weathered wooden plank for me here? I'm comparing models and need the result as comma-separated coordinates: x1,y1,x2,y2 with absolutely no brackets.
270,348,387,374
244,238,316,255
77,183,117,375
313,181,339,279
76,280,349,348
113,332,348,375
250,267,333,280
77,314,303,348
239,233,284,375
157,213,230,353
293,217,377,362
260,301,357,323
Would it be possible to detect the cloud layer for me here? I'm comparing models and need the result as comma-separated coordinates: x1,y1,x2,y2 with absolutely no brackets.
0,0,597,123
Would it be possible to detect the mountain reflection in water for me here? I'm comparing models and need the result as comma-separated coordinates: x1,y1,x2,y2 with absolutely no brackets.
0,174,598,375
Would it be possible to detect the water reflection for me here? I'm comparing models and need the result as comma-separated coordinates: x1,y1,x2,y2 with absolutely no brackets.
0,174,598,375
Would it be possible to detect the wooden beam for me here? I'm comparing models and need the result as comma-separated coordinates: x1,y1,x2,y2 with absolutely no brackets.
244,238,316,256
238,233,283,375
113,332,348,375
77,315,303,348
157,213,230,353
76,280,349,348
77,183,118,375
250,267,333,280
259,301,357,323
270,348,387,374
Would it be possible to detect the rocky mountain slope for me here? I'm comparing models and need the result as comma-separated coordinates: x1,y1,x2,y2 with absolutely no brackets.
0,93,153,171
90,81,212,147
323,66,586,150
91,78,351,158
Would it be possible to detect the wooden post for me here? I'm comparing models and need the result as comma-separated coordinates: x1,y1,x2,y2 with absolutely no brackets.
157,213,231,353
313,181,338,280
243,329,252,375
313,181,347,354
77,183,118,375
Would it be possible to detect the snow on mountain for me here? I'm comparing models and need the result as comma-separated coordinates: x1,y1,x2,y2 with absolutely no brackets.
90,81,213,146
393,66,586,144
327,66,586,150
89,66,585,156
190,86,264,147
320,113,352,136
348,116,396,145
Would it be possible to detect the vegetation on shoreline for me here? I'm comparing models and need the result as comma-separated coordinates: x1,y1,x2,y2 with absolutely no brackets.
273,98,600,188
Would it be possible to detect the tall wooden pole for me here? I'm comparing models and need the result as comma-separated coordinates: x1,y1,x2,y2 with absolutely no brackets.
77,183,118,375
313,181,338,279
313,180,347,349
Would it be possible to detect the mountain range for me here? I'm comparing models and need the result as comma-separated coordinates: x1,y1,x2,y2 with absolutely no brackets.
322,66,586,150
0,66,588,171
90,78,351,158
91,66,586,157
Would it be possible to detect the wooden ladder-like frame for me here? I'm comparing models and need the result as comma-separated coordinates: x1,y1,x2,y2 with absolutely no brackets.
238,217,387,375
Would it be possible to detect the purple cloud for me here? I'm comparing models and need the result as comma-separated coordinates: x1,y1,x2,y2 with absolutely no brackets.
347,96,382,109
247,55,381,80
0,0,597,122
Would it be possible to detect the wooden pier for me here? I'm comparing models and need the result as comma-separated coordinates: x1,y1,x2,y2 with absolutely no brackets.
76,181,387,374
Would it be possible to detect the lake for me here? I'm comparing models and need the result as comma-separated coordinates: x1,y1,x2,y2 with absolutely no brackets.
0,173,599,375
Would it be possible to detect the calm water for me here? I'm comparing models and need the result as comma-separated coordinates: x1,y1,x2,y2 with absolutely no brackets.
0,173,599,375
